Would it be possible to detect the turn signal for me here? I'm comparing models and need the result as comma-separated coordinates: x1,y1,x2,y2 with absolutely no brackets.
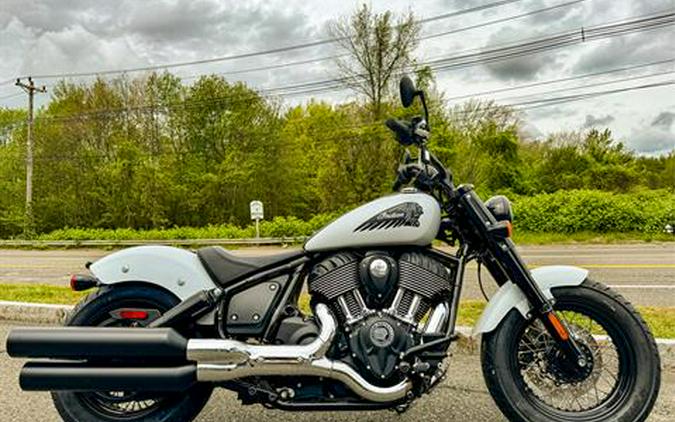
69,274,98,291
487,220,513,239
505,221,513,237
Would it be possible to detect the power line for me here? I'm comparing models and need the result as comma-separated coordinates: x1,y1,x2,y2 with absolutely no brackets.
420,0,585,41
16,0,527,81
0,0,602,98
27,33,674,125
29,67,674,126
30,0,580,88
251,0,590,93
426,12,674,72
249,12,675,97
497,69,675,103
509,79,675,110
446,58,675,101
179,54,345,81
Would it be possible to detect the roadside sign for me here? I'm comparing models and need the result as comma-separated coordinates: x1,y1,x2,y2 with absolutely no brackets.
250,200,264,220
250,200,264,241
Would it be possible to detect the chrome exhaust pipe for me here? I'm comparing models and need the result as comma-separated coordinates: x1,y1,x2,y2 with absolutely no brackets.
11,304,412,402
187,303,412,403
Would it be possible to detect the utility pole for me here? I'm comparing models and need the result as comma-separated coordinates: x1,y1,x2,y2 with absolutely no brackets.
15,77,46,237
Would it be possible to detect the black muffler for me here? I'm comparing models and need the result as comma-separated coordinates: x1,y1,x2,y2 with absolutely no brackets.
20,362,197,391
8,326,195,392
7,327,187,361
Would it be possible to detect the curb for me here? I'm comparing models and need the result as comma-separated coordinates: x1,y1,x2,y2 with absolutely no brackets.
1,300,673,367
0,300,72,324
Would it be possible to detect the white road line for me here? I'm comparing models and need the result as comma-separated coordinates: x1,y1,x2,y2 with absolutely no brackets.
608,284,675,289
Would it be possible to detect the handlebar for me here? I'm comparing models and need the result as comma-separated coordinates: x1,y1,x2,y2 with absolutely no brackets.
386,116,454,196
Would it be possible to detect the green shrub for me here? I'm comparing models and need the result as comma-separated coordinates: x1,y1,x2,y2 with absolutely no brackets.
30,190,674,241
512,190,674,233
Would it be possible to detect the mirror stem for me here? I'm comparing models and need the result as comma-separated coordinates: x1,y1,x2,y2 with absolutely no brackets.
419,92,430,131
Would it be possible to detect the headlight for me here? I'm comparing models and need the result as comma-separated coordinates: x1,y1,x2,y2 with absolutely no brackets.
485,195,513,223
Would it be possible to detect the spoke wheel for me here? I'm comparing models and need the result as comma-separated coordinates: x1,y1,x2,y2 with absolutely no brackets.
517,309,624,415
481,279,660,422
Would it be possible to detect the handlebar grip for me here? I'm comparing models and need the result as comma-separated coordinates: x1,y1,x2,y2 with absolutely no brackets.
385,119,413,145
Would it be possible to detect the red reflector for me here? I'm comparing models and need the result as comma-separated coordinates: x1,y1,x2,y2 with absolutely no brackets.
119,310,149,320
69,275,78,290
547,312,569,341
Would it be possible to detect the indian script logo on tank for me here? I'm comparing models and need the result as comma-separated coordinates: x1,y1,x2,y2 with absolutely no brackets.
354,202,424,232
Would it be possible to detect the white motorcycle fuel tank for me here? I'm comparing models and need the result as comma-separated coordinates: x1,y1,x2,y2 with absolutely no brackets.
304,192,441,252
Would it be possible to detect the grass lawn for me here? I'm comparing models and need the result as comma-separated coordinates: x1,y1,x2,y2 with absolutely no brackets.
0,283,89,305
2,283,673,339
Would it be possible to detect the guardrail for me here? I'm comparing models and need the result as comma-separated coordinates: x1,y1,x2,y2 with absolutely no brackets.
0,237,309,248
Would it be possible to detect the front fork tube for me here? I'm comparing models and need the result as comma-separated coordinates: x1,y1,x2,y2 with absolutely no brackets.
488,238,588,367
457,186,587,367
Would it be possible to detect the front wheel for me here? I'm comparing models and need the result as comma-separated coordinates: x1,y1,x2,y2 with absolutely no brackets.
481,279,660,422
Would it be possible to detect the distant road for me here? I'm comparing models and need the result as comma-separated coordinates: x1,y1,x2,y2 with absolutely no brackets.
0,243,673,307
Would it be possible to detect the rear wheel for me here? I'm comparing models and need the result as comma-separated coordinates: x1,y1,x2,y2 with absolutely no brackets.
481,279,660,422
51,284,213,422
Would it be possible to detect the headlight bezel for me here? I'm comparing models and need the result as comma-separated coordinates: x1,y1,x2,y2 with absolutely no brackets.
485,195,513,223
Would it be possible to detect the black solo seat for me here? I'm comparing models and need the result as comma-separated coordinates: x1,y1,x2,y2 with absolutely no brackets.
197,246,305,287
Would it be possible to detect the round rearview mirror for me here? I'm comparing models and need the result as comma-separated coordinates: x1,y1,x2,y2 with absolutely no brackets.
399,76,417,108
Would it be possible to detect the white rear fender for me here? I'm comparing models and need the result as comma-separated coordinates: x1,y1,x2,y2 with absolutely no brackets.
89,246,218,300
472,265,588,336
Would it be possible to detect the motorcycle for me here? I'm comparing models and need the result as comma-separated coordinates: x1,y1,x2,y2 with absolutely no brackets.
7,76,661,422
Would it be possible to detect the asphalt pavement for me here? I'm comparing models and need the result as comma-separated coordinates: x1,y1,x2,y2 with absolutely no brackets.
0,320,673,422
1,243,673,306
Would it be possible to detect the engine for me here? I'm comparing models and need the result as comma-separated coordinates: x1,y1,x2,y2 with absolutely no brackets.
308,251,453,382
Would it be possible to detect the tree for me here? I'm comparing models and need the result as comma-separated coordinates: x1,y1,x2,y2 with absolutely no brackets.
437,100,524,192
330,5,421,118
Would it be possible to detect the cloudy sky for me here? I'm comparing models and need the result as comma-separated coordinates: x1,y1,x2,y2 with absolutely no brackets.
0,0,673,154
